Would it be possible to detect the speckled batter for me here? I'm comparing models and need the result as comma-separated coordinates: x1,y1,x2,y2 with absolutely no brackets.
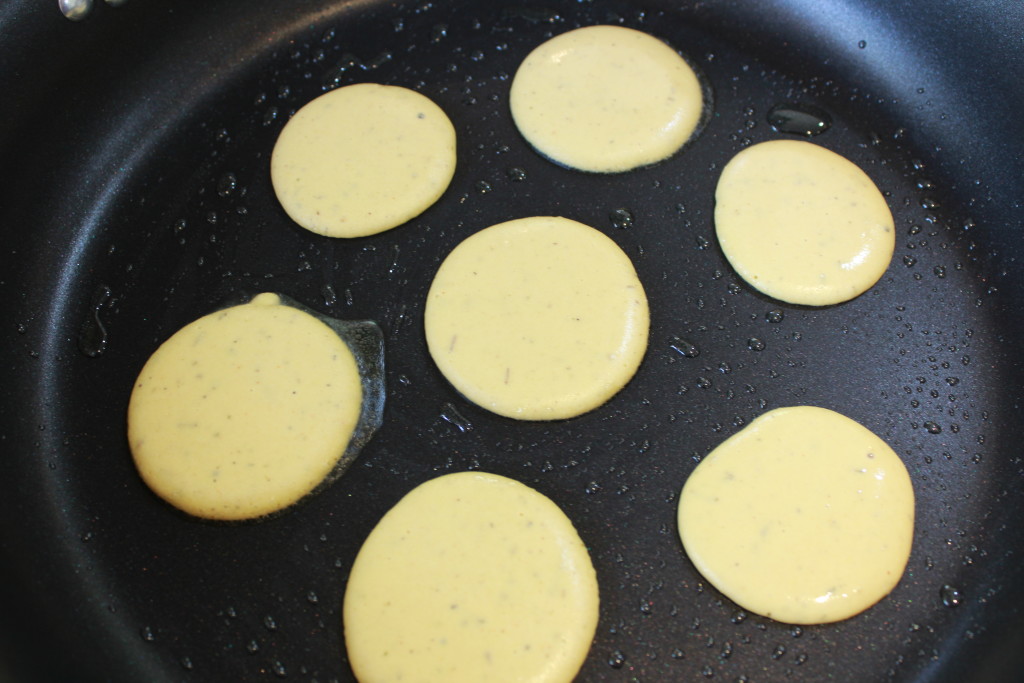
127,293,363,520
344,471,599,683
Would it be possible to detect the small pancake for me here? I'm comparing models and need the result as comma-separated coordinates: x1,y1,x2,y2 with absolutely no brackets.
271,83,456,237
344,471,599,683
510,25,704,172
424,216,649,420
715,139,895,305
678,405,915,624
127,293,363,520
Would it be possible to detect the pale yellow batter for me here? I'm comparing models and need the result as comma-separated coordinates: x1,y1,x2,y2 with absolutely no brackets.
424,216,649,420
715,139,895,306
271,83,456,238
509,25,705,172
343,471,599,683
127,293,363,520
677,406,915,624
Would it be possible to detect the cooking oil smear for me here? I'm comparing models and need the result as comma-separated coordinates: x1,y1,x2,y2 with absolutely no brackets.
440,402,473,433
79,285,112,357
767,103,832,137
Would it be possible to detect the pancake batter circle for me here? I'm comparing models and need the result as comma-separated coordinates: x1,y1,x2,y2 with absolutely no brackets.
509,25,705,172
127,293,363,520
714,139,895,305
677,406,915,624
343,471,599,683
424,216,649,420
270,83,456,238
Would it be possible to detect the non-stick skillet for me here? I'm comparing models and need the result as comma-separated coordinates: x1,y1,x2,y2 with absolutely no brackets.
2,0,1023,681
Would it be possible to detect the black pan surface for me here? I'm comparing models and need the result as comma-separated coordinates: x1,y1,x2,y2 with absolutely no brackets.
2,0,1023,681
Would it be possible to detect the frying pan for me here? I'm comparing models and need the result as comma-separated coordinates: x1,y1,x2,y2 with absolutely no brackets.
2,0,1022,680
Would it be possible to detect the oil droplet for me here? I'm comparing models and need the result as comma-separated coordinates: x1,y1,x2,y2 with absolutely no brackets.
940,584,963,607
246,640,260,654
671,648,685,659
765,309,784,323
180,656,194,671
670,336,700,358
609,208,634,229
502,6,563,23
440,402,473,433
263,615,278,631
923,421,942,434
701,664,714,678
608,650,626,668
771,644,787,659
506,167,526,182
475,180,492,193
139,626,156,642
321,284,338,306
272,661,287,677
79,285,112,357
59,0,92,21
767,103,832,137
747,337,766,352
217,172,238,197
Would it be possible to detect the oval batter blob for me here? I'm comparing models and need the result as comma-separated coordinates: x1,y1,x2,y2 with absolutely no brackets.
271,83,456,238
128,293,369,521
714,139,895,305
343,471,599,683
677,406,915,624
424,216,649,420
510,25,705,173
